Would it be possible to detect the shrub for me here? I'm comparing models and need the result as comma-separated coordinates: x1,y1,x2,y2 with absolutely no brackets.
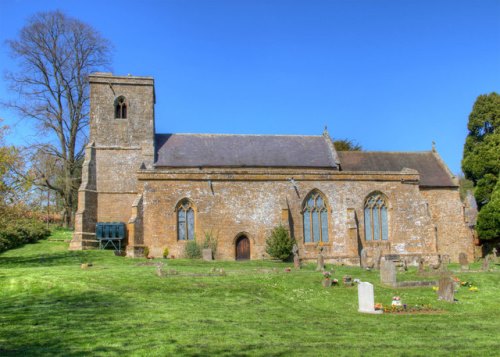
202,231,218,255
0,217,50,253
265,224,295,261
184,240,202,259
162,247,169,258
143,246,150,258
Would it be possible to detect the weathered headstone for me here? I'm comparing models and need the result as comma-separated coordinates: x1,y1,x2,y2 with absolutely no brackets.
358,282,382,314
491,248,498,264
293,244,301,269
418,256,425,274
380,258,396,287
459,252,469,271
440,255,450,272
437,275,455,302
202,248,213,261
482,256,490,271
316,251,325,271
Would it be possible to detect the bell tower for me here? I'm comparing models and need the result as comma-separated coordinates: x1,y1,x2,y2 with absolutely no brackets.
70,73,155,250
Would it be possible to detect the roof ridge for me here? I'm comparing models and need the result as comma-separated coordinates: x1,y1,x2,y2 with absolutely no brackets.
338,150,433,154
156,133,324,138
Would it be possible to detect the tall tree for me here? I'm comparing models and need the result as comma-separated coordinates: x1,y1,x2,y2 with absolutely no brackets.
334,138,362,151
0,120,26,205
4,11,111,227
462,93,500,240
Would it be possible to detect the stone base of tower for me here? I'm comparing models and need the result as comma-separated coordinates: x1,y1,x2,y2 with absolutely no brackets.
69,232,99,250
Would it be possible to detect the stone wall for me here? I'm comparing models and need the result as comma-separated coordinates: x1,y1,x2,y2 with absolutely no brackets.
136,168,447,263
421,188,474,262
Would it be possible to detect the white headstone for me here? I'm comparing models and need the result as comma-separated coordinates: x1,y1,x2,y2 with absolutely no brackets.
358,282,382,314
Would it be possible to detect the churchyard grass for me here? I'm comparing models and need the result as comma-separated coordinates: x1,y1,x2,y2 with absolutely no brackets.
0,238,499,356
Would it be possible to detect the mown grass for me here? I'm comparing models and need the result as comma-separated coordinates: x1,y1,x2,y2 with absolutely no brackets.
0,236,499,357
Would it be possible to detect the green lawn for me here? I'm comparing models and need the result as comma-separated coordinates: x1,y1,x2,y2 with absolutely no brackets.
0,237,499,356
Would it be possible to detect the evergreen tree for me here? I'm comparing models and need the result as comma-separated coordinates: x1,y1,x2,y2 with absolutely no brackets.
462,93,500,239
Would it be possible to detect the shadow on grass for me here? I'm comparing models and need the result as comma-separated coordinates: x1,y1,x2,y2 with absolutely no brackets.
0,290,131,356
0,250,96,269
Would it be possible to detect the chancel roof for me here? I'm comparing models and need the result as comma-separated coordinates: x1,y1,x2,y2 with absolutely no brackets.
155,133,339,168
337,151,457,187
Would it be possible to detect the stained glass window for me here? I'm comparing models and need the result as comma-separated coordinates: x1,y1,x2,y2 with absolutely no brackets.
302,191,329,243
177,199,195,240
364,192,388,241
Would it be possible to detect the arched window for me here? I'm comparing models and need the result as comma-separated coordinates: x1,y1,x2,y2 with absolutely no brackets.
302,190,329,243
114,96,127,119
176,199,195,241
364,192,388,241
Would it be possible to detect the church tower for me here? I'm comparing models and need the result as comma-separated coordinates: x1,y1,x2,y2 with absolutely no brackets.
70,73,155,249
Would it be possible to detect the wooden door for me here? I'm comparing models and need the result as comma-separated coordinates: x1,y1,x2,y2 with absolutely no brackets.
236,236,250,260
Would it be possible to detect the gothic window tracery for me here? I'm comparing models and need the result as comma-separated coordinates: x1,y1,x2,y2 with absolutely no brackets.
364,192,388,241
176,199,195,241
114,96,127,119
302,190,329,243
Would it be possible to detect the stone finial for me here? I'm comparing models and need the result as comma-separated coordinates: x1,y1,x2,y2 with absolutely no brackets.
432,141,436,152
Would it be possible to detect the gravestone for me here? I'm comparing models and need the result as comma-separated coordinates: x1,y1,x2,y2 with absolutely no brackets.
418,256,425,274
316,251,325,271
380,258,396,287
481,256,490,271
437,275,455,302
440,255,450,272
358,282,382,314
459,252,469,271
293,244,301,269
202,248,213,261
360,248,369,269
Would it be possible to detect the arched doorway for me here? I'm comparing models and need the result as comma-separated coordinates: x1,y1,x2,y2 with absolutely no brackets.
235,235,250,260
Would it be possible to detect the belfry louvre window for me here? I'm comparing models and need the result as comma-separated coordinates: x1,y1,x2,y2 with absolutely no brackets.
303,190,329,243
177,199,194,241
114,96,127,119
364,192,388,241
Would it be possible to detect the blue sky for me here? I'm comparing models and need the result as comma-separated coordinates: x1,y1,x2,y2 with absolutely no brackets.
1,0,499,174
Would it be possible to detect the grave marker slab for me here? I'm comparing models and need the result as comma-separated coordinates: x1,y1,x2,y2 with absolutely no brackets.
358,282,382,314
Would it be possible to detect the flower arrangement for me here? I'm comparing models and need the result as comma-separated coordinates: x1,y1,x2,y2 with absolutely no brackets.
469,286,478,292
391,296,402,306
353,278,361,284
374,303,383,311
461,281,473,287
332,278,339,286
284,267,292,272
323,271,331,279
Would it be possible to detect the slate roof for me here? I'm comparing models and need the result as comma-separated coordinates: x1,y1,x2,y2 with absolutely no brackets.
337,151,456,187
155,133,339,168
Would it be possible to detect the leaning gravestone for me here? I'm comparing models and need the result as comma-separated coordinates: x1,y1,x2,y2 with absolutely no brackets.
437,275,455,302
459,252,469,271
358,282,382,314
380,258,396,287
202,248,213,261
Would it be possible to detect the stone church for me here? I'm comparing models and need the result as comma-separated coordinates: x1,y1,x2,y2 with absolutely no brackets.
70,73,475,264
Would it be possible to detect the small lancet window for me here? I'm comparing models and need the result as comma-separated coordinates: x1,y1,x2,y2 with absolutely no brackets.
364,192,388,241
302,190,329,243
177,199,195,241
114,96,127,119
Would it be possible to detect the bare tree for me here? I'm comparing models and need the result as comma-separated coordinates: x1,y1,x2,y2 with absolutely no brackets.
4,11,111,227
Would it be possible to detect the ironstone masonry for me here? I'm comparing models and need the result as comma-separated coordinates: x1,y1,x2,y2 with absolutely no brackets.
70,73,475,264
